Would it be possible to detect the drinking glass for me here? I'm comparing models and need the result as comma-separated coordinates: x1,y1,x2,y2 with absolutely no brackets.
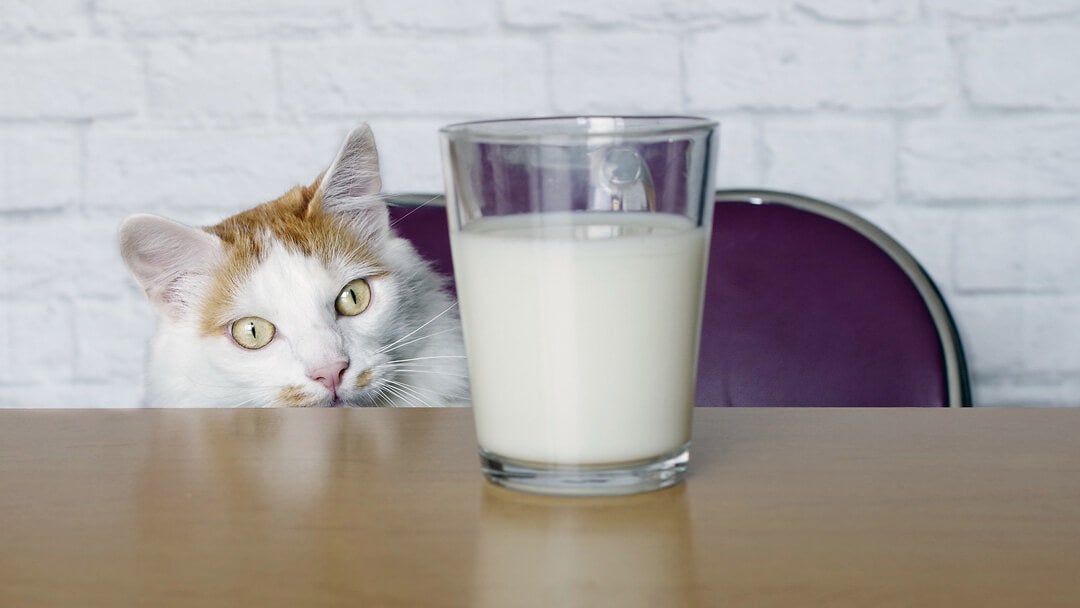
440,116,717,495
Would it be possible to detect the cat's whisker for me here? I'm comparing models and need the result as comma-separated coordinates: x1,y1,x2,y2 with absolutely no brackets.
384,379,439,408
369,390,390,408
385,355,467,364
380,381,424,408
369,361,470,400
378,327,459,355
376,302,459,354
388,375,451,408
380,358,456,368
365,389,384,407
363,384,387,407
387,194,442,229
382,384,427,408
387,367,470,379
377,383,404,406
374,385,397,408
387,377,467,400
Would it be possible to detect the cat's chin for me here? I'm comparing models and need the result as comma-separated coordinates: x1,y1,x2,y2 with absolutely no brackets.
314,394,352,408
324,388,374,408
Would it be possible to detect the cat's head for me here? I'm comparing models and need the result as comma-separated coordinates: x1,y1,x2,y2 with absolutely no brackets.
120,124,464,407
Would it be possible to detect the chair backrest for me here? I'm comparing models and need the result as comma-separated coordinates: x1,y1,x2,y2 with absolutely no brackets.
387,191,971,407
703,190,969,407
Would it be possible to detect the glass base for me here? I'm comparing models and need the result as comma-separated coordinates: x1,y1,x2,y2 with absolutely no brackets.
479,443,689,497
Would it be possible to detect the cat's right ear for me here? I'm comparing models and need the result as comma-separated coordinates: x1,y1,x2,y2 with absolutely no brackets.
119,215,223,320
314,123,389,242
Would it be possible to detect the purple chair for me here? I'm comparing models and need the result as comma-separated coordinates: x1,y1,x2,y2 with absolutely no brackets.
388,190,971,408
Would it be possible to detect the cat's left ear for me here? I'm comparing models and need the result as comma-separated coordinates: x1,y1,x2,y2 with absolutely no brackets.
315,123,388,241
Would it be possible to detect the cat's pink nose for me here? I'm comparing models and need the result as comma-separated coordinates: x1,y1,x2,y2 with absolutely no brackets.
309,359,349,394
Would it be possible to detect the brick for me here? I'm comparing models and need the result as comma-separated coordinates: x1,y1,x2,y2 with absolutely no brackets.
686,27,949,111
366,118,460,194
952,294,1080,383
951,211,1025,293
901,120,1080,202
367,0,495,31
762,119,894,207
663,0,773,20
550,34,682,114
1,214,78,297
949,295,1026,376
0,213,142,300
1,298,75,384
715,119,761,188
502,0,666,27
0,382,144,408
0,0,87,39
953,208,1080,294
147,43,275,127
75,296,155,382
932,0,1080,19
1025,211,1080,294
965,27,1080,110
790,0,919,22
974,376,1080,408
0,42,140,119
85,126,341,212
0,128,80,211
95,0,353,37
0,299,7,383
1023,297,1080,374
279,39,547,118
70,213,148,299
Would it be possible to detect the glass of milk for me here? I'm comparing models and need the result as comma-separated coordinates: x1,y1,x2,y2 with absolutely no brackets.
440,116,717,496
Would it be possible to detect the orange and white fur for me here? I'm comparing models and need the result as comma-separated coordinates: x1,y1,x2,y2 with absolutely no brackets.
120,125,468,407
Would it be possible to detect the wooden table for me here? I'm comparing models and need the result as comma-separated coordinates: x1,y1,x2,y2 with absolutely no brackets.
1,408,1078,607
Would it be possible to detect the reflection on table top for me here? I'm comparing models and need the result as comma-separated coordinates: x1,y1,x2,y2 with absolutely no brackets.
1,408,1078,607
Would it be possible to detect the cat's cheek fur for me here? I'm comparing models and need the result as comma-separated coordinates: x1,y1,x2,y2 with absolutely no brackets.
146,318,299,408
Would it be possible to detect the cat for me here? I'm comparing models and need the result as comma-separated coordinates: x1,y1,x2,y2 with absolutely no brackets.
119,124,469,408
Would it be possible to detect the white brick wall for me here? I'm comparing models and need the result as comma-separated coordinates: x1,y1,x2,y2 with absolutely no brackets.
550,33,683,113
0,42,140,118
685,27,951,111
965,27,1080,109
901,120,1080,202
2,0,1079,407
762,119,895,206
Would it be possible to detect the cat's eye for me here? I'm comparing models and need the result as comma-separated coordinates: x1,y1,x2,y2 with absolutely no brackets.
336,279,372,316
230,317,276,350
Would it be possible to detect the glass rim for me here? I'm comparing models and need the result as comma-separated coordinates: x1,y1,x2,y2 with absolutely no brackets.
440,115,718,141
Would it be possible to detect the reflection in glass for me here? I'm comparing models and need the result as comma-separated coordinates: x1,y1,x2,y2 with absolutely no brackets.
471,484,698,607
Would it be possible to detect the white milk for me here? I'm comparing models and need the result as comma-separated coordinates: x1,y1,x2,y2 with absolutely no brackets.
452,211,708,466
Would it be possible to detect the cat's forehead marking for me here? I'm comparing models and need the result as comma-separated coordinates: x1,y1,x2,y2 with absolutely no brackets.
199,185,383,335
